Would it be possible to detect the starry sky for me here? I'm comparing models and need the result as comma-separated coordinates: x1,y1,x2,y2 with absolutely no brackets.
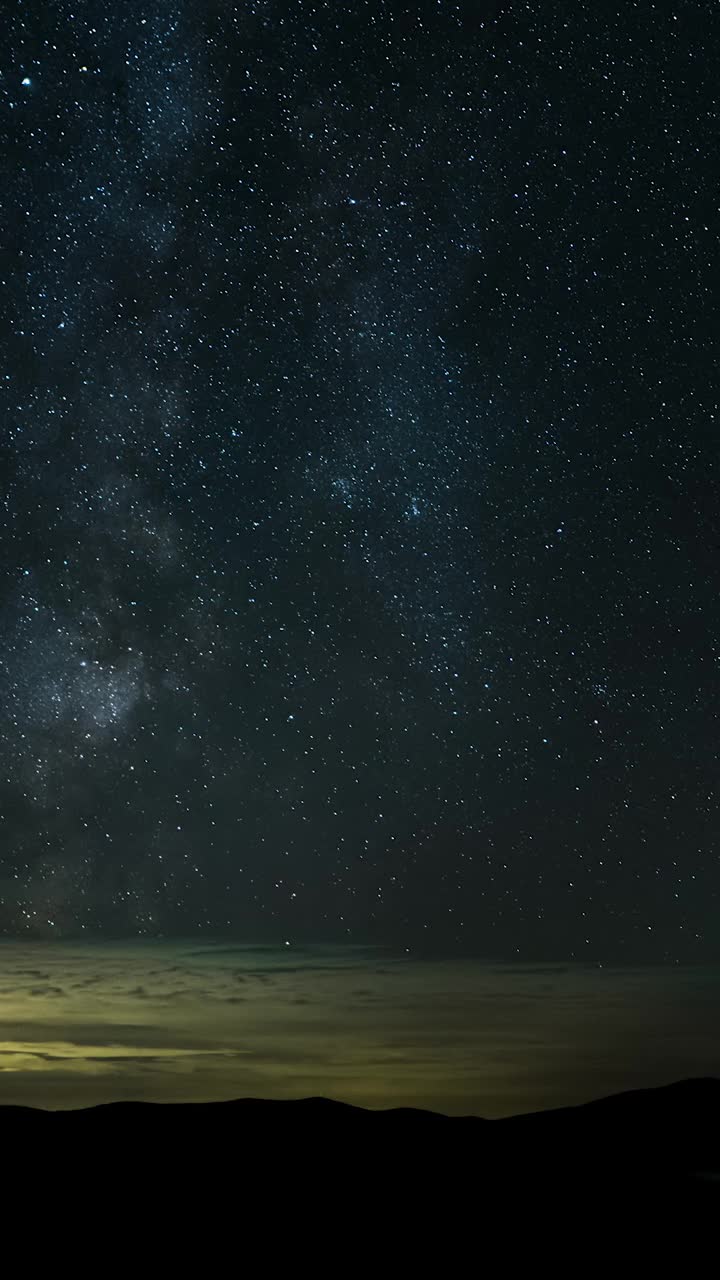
1,0,717,959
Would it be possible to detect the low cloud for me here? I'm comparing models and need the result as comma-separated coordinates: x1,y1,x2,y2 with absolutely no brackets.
0,942,718,1115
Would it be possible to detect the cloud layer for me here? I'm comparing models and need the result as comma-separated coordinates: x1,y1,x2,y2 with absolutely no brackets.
0,942,718,1115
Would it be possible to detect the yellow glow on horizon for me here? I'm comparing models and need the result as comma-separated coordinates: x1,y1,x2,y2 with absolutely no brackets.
0,941,715,1114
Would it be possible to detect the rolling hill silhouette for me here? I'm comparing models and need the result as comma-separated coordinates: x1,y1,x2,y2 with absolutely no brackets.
3,1078,718,1222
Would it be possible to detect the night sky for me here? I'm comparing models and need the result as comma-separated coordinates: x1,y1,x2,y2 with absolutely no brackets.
1,0,717,962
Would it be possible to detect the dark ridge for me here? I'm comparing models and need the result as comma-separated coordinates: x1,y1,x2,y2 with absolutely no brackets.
2,1080,719,1212
3,1080,718,1258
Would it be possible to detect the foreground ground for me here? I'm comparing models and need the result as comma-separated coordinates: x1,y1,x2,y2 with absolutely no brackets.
3,1079,719,1220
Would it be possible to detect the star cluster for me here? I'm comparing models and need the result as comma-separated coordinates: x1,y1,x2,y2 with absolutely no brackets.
0,0,717,957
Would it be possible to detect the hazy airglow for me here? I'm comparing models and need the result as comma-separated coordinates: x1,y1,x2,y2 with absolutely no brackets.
1,941,718,1115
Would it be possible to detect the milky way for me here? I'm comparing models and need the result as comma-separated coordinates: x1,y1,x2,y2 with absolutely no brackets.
0,1,717,957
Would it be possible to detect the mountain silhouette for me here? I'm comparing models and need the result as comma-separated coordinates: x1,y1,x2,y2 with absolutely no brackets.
3,1078,717,1250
